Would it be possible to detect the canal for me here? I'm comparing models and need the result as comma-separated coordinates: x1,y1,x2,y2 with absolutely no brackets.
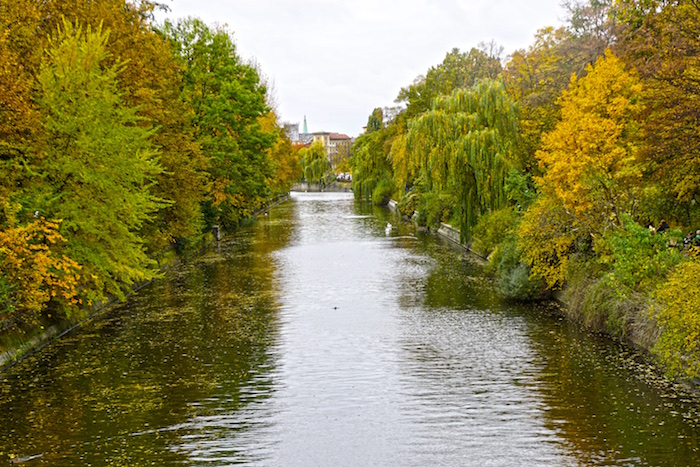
1,192,699,465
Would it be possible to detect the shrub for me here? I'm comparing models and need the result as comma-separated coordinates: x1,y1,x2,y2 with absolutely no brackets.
417,191,455,229
596,214,683,297
471,207,518,257
652,260,700,379
489,234,548,301
371,179,394,206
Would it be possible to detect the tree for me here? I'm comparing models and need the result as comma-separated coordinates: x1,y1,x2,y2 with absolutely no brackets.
534,49,644,235
0,0,42,228
35,21,165,302
350,124,395,202
397,45,503,119
403,79,519,240
0,217,81,327
299,141,330,184
653,259,700,379
365,108,384,133
260,111,301,195
616,0,700,225
162,18,275,230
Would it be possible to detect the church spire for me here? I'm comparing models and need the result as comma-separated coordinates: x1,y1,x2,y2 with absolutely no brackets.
303,115,308,134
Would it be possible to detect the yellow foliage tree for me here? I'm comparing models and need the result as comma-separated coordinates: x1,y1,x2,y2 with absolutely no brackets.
0,217,81,327
260,111,301,195
518,195,584,288
535,49,644,236
653,260,700,379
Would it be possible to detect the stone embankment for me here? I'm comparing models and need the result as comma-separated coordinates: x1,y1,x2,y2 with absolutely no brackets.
291,181,352,192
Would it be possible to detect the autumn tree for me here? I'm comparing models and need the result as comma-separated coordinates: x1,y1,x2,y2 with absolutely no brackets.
34,21,166,302
260,111,301,195
35,0,209,250
615,0,700,226
534,49,644,235
162,18,275,230
519,50,644,288
0,0,42,228
0,218,81,327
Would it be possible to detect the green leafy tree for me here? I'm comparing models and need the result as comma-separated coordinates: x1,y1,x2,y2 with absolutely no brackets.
350,124,395,202
162,18,275,230
35,21,165,302
299,141,330,184
403,79,520,240
397,45,503,119
365,108,384,133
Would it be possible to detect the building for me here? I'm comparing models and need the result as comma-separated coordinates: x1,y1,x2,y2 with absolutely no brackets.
286,116,352,163
283,123,300,142
310,132,351,167
329,133,352,166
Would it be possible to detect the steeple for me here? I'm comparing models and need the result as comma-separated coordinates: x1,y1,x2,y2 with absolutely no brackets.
303,115,308,134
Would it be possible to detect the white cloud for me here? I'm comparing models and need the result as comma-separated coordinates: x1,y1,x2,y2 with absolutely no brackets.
157,0,566,136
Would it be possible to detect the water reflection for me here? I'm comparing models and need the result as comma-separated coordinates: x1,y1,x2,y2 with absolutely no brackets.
1,192,699,466
0,201,294,465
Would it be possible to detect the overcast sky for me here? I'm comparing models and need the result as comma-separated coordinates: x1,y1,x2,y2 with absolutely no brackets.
156,0,568,137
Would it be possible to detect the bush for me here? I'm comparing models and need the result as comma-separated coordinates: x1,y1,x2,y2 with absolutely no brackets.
471,207,518,257
596,214,683,297
371,179,394,206
653,260,700,379
489,234,548,301
397,191,418,218
417,191,456,229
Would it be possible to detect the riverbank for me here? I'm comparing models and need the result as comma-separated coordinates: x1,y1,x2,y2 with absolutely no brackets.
291,181,352,192
389,199,697,389
0,195,289,371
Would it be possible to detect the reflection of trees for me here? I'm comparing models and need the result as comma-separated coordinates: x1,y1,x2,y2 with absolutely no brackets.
522,308,700,465
0,201,296,464
418,240,494,311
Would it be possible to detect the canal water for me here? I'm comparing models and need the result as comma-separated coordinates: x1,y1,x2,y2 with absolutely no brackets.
1,192,699,466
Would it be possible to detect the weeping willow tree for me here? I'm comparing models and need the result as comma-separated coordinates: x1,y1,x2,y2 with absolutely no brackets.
349,127,394,201
299,141,331,184
402,78,519,241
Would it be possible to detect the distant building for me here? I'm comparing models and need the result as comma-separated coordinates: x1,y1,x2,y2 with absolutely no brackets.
329,133,351,166
310,132,351,167
283,123,300,142
286,116,352,162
